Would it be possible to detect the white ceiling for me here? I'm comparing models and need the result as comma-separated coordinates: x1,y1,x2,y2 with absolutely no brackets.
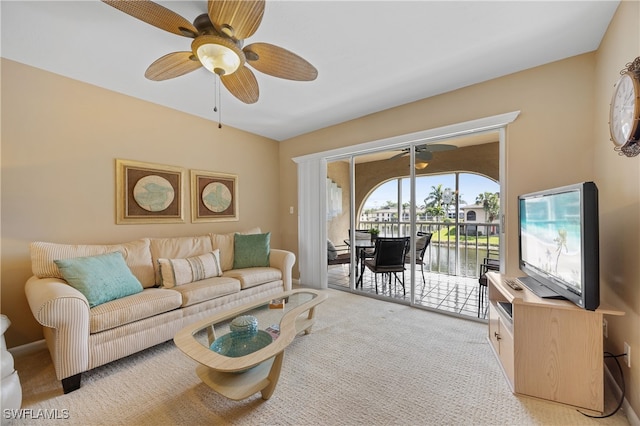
1,1,619,141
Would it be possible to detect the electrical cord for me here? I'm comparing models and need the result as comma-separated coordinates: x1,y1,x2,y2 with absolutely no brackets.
578,352,626,418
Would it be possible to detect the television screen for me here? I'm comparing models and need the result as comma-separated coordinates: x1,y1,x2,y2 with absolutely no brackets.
520,190,582,292
518,182,599,310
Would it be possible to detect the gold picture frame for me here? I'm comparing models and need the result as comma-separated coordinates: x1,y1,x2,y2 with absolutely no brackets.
190,170,239,222
116,159,185,224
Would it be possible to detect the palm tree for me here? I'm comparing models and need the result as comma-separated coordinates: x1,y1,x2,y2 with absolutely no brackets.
553,229,568,274
424,184,445,220
424,184,445,208
425,184,460,221
426,205,446,220
476,192,500,222
402,202,410,220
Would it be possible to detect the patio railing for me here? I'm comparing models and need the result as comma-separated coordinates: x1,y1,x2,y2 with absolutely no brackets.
357,220,500,278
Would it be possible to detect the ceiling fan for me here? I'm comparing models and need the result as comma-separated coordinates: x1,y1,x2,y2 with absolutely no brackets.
102,0,318,104
390,144,457,162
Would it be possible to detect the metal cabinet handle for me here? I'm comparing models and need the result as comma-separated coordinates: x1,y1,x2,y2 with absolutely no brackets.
494,331,501,341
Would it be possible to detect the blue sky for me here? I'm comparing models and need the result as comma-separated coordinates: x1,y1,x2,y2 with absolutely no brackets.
363,173,499,209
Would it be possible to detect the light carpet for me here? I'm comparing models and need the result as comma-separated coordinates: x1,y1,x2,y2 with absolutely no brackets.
8,289,630,425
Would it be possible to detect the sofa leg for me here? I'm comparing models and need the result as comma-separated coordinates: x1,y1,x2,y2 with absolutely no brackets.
62,374,81,393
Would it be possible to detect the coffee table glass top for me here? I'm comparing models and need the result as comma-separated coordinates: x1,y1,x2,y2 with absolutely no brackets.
192,290,318,359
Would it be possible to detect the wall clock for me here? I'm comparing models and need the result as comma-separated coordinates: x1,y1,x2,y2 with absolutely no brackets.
609,57,640,157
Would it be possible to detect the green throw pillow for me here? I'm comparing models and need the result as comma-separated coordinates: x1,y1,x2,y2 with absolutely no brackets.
54,251,143,308
233,232,270,269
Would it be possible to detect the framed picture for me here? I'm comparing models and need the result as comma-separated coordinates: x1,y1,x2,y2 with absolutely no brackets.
191,170,238,222
116,159,185,224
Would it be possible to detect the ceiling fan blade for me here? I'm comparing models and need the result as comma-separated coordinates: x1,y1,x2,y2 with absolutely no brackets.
102,0,198,38
208,0,265,40
423,144,457,152
244,43,318,81
390,152,408,160
145,52,202,81
220,66,259,104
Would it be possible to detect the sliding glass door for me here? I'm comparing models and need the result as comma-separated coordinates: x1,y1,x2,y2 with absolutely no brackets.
326,145,416,302
325,138,501,318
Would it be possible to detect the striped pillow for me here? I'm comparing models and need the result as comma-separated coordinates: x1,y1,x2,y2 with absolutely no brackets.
158,250,223,288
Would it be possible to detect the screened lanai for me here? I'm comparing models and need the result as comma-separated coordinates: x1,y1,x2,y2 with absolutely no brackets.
326,134,501,321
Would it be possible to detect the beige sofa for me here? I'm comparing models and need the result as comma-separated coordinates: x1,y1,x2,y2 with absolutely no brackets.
24,229,295,393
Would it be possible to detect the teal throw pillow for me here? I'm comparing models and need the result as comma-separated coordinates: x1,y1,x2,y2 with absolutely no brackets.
54,251,143,308
233,232,270,269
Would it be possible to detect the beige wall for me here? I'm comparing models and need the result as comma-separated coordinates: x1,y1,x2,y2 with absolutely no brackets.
594,0,640,416
1,59,281,347
280,1,639,416
326,161,350,245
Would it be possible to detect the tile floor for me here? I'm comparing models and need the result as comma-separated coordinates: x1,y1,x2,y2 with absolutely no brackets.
328,264,488,320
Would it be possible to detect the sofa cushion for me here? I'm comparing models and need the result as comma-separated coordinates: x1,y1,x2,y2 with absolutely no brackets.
54,252,144,308
171,276,241,307
30,239,155,288
223,267,282,290
158,250,223,288
150,235,213,285
233,232,270,269
89,288,182,333
210,227,261,271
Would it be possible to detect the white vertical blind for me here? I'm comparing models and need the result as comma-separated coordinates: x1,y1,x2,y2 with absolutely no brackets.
295,158,327,288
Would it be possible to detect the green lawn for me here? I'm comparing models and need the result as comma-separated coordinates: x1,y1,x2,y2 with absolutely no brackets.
431,226,500,246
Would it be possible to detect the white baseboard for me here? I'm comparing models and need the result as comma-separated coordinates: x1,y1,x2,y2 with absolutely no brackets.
605,363,639,425
8,339,46,357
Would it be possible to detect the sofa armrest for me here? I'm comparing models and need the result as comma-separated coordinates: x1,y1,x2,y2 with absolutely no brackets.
269,249,295,291
25,276,90,380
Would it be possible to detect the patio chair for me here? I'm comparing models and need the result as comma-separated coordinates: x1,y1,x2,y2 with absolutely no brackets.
364,237,410,295
478,257,500,317
347,229,376,288
327,239,351,266
405,232,433,284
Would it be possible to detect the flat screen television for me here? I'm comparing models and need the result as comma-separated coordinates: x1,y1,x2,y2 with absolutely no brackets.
518,182,599,311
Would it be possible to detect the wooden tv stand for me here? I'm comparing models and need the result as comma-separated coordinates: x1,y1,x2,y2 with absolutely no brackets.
486,272,624,413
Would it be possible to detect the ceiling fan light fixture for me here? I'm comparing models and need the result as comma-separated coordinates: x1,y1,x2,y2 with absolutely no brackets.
192,35,244,76
415,161,429,170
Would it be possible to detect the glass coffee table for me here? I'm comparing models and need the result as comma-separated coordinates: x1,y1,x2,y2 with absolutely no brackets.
174,289,327,401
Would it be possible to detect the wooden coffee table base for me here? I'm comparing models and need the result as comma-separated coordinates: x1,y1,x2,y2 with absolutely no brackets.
195,353,282,401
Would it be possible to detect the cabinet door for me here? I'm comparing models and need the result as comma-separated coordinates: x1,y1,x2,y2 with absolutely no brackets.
488,304,501,354
498,315,514,386
488,304,515,389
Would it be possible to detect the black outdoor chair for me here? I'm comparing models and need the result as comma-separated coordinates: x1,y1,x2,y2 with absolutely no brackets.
405,232,433,284
364,237,410,295
478,257,500,317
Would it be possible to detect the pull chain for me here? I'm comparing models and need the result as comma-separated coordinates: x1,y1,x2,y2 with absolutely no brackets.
213,75,222,129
